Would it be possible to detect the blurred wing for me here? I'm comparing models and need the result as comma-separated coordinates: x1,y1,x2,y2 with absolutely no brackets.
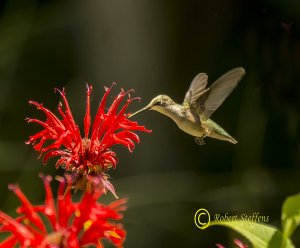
198,67,246,119
183,73,208,107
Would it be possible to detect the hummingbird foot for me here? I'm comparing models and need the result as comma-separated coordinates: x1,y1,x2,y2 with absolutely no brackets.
194,137,205,145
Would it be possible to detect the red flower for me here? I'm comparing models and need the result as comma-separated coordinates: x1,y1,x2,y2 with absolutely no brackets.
0,174,127,248
216,239,248,248
26,84,151,174
233,239,248,248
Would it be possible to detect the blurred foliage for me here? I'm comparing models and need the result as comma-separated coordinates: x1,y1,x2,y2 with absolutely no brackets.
210,193,300,247
0,0,299,247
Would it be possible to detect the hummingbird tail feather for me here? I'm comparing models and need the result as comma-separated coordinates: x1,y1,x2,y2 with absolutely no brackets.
227,136,238,144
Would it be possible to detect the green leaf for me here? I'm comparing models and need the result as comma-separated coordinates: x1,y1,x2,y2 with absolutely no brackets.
210,220,294,248
282,193,300,238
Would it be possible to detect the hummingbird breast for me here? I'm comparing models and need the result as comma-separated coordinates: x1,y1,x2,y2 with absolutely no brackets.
162,104,206,137
176,116,206,137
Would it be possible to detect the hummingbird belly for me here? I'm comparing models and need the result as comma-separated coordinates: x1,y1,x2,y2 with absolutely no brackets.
176,118,205,137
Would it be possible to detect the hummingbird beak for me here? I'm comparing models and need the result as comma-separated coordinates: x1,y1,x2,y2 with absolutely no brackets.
128,104,152,118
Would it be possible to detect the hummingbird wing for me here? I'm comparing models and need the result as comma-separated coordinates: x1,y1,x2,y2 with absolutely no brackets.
197,67,245,120
183,73,208,108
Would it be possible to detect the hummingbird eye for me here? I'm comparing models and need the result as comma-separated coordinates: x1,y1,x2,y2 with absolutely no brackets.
158,100,165,106
153,101,162,106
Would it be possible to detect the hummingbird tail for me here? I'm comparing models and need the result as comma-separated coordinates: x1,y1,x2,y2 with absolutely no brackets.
208,128,238,144
227,136,238,144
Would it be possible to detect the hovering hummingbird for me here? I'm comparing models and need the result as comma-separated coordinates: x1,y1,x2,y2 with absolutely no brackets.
130,67,246,145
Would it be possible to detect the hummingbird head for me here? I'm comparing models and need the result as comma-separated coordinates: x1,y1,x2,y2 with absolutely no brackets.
146,95,175,110
129,95,175,117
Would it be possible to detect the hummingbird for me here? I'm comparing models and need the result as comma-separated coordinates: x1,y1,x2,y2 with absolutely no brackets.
130,67,246,145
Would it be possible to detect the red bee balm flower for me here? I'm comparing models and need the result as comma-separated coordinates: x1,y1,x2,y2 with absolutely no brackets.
26,84,151,174
216,239,248,248
0,174,127,248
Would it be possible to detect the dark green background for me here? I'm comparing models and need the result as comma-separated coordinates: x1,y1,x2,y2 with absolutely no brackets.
0,0,299,247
